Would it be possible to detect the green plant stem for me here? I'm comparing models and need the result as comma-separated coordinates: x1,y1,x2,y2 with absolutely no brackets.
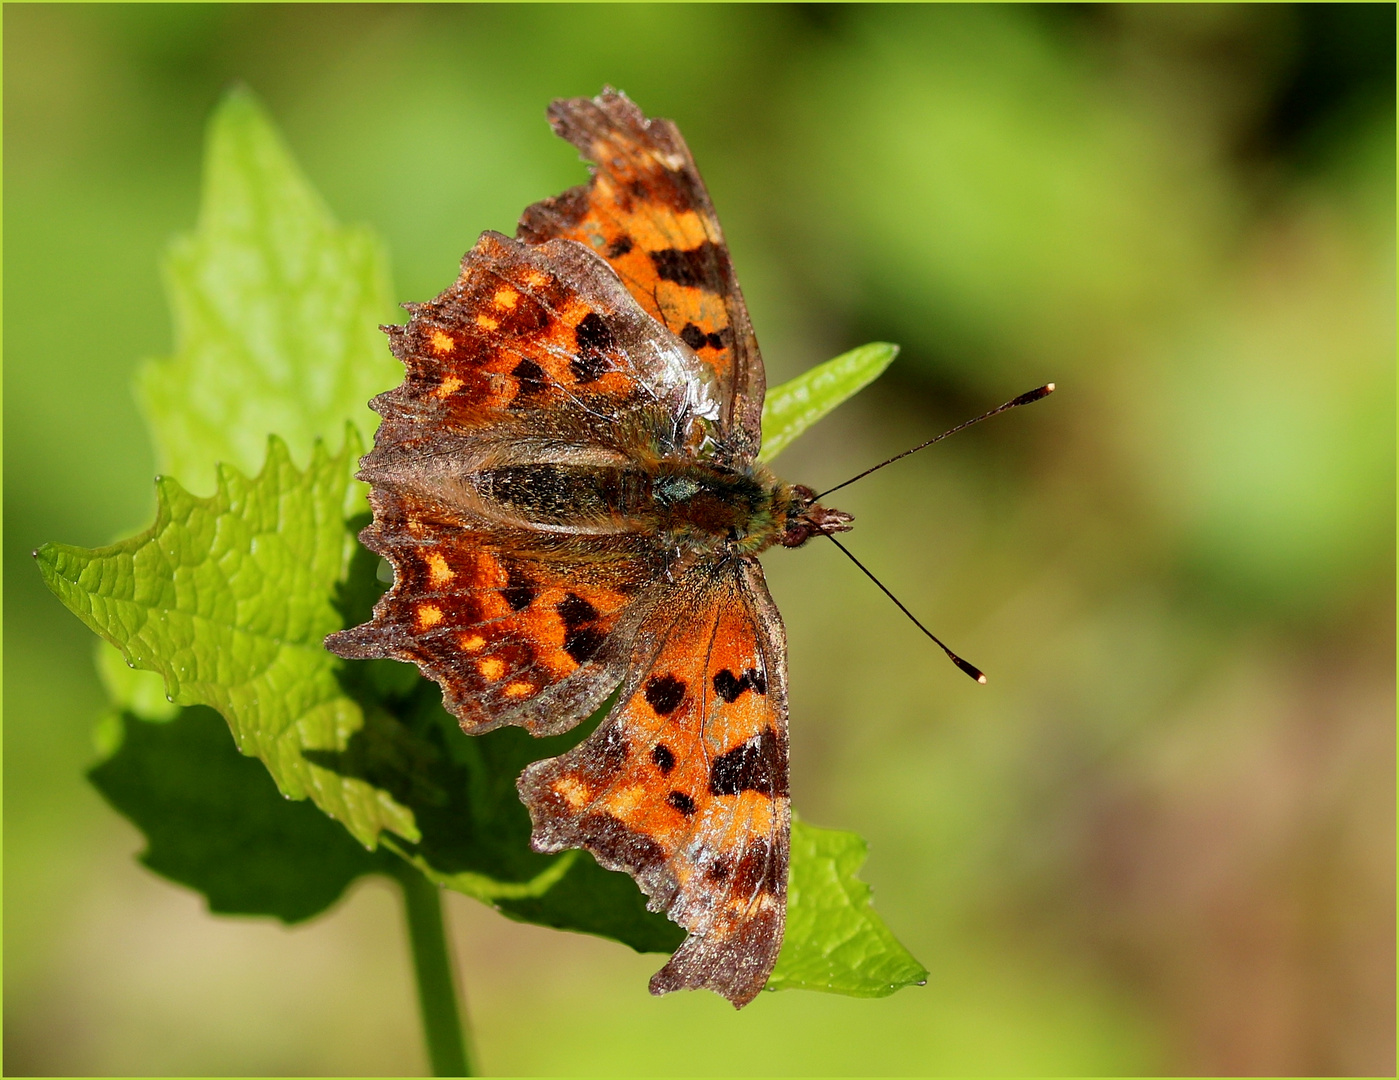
397,868,473,1076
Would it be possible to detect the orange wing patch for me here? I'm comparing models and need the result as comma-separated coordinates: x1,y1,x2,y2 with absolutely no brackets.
327,488,657,737
519,559,790,1007
383,232,640,423
518,88,765,458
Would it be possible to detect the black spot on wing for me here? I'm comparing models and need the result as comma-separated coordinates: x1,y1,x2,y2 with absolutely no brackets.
502,566,536,612
572,312,614,384
649,242,726,292
666,790,697,816
680,322,731,351
510,358,546,396
563,626,606,663
557,593,599,629
708,727,787,798
575,311,615,354
712,667,767,703
570,311,615,383
557,591,605,663
651,744,676,774
679,322,708,351
644,675,686,716
606,234,634,258
713,668,745,703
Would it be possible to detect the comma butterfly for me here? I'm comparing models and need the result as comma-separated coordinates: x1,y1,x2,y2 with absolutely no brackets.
327,88,857,1007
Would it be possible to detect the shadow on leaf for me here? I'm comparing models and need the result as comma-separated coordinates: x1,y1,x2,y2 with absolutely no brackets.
89,706,397,923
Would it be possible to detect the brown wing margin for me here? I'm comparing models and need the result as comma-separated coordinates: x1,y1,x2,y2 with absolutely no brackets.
517,88,766,462
518,557,790,1007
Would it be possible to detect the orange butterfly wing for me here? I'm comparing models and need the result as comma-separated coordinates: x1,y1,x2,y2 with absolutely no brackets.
519,557,789,1007
518,88,765,461
327,231,720,735
328,500,661,736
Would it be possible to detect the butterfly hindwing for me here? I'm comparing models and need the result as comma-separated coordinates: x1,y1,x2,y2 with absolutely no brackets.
519,557,790,1007
327,492,667,735
518,88,765,462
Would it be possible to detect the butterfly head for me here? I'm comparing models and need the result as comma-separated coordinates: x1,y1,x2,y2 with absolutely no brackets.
776,484,854,549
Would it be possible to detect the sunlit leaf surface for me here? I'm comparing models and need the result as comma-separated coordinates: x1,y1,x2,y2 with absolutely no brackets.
760,342,898,462
770,817,929,996
136,87,398,501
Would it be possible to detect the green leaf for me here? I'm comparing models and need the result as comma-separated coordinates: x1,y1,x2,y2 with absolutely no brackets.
314,651,684,952
89,706,392,923
135,86,398,501
36,430,418,849
769,816,929,997
41,437,680,946
759,342,899,462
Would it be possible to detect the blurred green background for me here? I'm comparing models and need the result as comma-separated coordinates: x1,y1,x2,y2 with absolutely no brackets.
5,3,1393,1075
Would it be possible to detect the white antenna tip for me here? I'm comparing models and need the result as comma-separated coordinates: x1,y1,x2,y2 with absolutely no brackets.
1045,383,1056,392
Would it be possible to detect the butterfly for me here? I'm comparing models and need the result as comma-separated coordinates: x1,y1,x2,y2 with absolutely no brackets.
326,88,855,1008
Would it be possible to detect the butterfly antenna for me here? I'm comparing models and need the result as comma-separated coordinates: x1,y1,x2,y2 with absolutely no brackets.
815,383,1055,500
824,534,986,683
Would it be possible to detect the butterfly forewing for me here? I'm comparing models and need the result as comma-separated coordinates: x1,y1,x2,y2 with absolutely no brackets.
518,88,765,461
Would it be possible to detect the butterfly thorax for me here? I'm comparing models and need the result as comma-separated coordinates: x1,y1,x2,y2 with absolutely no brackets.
475,460,852,555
